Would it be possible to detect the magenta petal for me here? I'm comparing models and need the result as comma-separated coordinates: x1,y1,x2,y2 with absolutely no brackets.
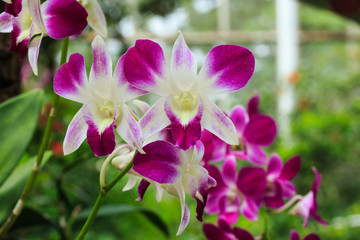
290,230,301,240
279,181,296,198
267,153,283,176
9,21,29,61
199,45,255,95
237,167,266,199
279,155,301,181
136,179,150,201
203,224,231,240
86,120,115,157
247,144,267,165
246,91,260,118
243,114,277,146
42,0,88,39
233,227,255,240
230,105,249,134
5,0,22,17
222,157,237,184
304,233,321,240
124,39,167,93
54,53,88,103
133,141,181,184
165,98,203,150
200,130,227,163
0,12,13,32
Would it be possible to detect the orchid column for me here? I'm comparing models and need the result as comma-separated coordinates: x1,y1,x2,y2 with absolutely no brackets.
275,0,299,143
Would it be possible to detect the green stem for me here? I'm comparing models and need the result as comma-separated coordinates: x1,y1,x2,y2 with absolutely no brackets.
263,213,271,240
0,37,69,238
75,159,134,240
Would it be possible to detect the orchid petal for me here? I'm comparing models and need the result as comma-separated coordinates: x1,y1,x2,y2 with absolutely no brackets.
200,130,227,163
28,33,43,76
139,97,170,139
89,35,112,94
123,174,138,192
3,0,12,4
63,107,87,155
246,91,259,117
124,39,168,94
28,0,46,34
0,12,13,32
83,106,116,157
136,179,150,201
5,0,22,17
41,0,88,39
54,53,89,103
233,227,255,240
304,234,321,240
116,104,143,153
165,97,202,150
133,141,181,184
279,181,296,198
267,153,283,176
113,55,147,102
290,230,301,240
9,21,29,61
203,223,231,240
175,183,191,236
237,167,266,199
230,105,249,134
246,143,267,165
84,0,107,37
243,114,277,146
280,155,301,181
198,45,255,95
240,197,260,221
170,33,197,91
201,97,238,145
222,156,237,184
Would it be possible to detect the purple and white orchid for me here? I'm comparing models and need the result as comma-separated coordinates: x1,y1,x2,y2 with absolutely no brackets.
263,154,301,208
203,219,255,240
290,167,328,227
0,0,88,75
123,33,255,151
201,93,277,165
54,35,146,157
205,157,267,224
290,230,321,240
132,140,216,235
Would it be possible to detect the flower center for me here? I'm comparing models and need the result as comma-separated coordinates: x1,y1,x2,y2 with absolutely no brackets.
100,101,115,119
172,92,198,111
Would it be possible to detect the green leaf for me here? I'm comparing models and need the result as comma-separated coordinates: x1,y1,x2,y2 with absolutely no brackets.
0,90,44,187
0,151,52,221
77,204,170,237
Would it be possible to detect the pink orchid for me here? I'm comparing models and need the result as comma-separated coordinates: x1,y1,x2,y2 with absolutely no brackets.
263,153,301,208
290,167,328,227
201,93,277,165
0,0,88,75
203,218,255,240
54,36,146,157
205,157,267,224
290,230,321,240
123,33,255,151
132,140,216,235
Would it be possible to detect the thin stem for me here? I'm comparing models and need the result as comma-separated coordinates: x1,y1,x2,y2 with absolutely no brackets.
269,194,302,214
0,37,69,238
75,158,134,240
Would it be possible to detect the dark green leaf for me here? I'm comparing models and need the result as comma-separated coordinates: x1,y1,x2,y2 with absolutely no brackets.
0,90,44,187
0,151,52,221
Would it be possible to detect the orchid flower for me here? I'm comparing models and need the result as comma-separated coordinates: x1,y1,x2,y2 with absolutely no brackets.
290,167,328,227
0,0,88,75
290,230,321,240
203,219,255,240
263,154,301,208
205,157,267,224
132,140,216,235
54,35,146,157
201,93,277,165
123,33,255,150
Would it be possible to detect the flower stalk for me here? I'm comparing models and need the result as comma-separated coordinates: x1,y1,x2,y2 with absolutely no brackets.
0,37,69,238
75,156,134,240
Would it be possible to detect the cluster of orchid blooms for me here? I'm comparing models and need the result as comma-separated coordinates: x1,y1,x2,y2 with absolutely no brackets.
1,0,328,238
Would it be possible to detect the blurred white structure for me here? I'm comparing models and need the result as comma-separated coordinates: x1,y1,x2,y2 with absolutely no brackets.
275,0,299,143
